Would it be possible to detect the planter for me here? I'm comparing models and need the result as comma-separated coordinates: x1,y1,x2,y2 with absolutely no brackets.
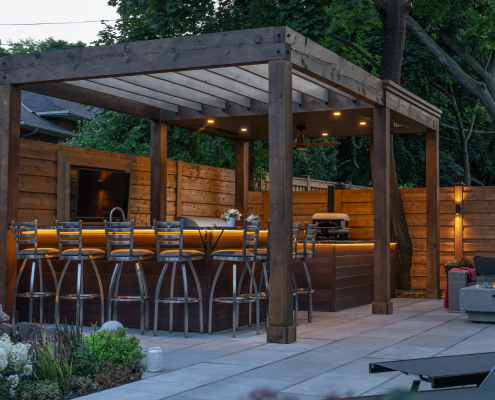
226,217,236,227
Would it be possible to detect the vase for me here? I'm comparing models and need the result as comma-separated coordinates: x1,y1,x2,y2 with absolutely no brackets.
226,217,236,227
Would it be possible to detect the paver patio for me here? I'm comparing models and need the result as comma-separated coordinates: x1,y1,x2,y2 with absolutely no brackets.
82,298,495,399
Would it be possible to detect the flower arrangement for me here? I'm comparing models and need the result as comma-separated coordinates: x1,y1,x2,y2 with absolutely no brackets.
221,209,241,220
246,214,260,222
446,257,475,269
0,334,33,398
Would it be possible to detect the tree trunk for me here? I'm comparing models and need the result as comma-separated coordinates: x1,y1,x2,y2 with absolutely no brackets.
372,0,413,290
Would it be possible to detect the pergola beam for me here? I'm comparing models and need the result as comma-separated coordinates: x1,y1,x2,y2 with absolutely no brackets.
116,75,225,109
20,82,160,120
209,67,302,104
151,72,251,108
0,27,285,84
178,70,269,104
66,80,180,112
284,27,384,106
239,64,329,103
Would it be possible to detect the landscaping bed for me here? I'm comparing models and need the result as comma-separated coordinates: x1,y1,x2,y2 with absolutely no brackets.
0,324,145,400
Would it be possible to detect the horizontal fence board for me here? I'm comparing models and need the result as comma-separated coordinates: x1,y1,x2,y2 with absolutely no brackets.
18,192,57,210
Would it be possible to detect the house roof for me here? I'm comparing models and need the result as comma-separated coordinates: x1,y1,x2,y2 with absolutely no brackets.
20,91,98,138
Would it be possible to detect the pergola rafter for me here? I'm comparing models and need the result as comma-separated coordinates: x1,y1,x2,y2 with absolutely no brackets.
0,26,443,343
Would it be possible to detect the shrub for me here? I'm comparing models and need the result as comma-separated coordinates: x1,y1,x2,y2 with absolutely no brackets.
67,376,100,396
446,257,475,269
15,380,59,400
84,329,145,369
0,334,33,399
94,362,142,389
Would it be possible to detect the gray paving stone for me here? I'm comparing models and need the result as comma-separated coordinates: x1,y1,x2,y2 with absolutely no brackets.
210,348,300,367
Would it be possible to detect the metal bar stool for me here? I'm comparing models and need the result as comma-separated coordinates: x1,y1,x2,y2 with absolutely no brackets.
153,220,205,338
293,222,317,323
256,220,270,327
105,220,153,335
11,220,58,326
209,220,260,337
55,221,105,327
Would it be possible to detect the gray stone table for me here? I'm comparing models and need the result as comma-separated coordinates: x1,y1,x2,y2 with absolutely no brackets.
461,286,495,322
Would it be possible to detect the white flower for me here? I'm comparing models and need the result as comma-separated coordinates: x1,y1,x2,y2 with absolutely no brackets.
247,214,260,222
6,374,19,387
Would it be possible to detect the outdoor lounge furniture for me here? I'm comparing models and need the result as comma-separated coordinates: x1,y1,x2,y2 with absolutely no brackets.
369,352,495,391
448,256,495,312
105,220,154,335
153,220,205,338
11,220,58,326
209,220,260,337
460,286,495,322
55,220,105,326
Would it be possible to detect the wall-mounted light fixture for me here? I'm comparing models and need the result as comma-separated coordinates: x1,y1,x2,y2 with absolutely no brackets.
456,204,461,215
333,112,341,116
241,128,247,132
207,120,214,123
359,122,366,125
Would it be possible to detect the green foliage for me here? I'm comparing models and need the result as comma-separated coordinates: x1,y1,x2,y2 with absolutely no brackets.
446,256,475,269
84,328,145,369
67,376,100,396
32,330,74,394
15,380,60,400
94,362,142,389
0,37,86,55
249,141,269,191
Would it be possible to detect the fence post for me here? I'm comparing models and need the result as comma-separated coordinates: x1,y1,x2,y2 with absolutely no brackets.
454,181,465,260
176,161,183,218
334,187,342,213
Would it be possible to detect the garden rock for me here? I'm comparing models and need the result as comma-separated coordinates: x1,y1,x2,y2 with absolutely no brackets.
16,322,41,340
0,310,9,323
100,320,124,331
0,323,13,336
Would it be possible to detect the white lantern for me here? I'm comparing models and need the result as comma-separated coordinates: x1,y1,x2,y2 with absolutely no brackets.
147,347,163,373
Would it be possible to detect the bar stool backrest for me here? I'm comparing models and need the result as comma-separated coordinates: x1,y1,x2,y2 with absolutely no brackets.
300,222,317,258
243,219,260,260
12,220,38,258
56,220,83,256
104,220,135,255
292,222,301,254
153,220,184,257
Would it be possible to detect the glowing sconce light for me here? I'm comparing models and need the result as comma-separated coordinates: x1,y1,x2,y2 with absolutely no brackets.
207,120,214,123
359,122,366,125
333,112,341,116
322,133,328,136
241,128,247,132
456,204,461,215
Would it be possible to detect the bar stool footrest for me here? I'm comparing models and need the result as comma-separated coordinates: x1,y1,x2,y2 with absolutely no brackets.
109,296,150,302
213,296,257,304
17,292,55,298
157,297,200,304
294,288,315,294
59,294,102,300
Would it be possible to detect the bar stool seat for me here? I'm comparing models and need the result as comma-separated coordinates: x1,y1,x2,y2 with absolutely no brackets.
212,250,255,259
159,249,204,259
19,248,59,256
61,248,106,256
110,249,154,258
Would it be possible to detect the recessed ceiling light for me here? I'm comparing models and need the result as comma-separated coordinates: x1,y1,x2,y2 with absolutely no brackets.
359,122,366,125
241,128,247,132
333,112,341,116
322,133,328,136
207,120,214,123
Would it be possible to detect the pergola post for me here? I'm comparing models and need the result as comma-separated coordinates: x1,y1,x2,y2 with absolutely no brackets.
372,106,393,315
266,58,296,344
0,85,21,316
426,129,441,299
235,140,249,226
150,121,168,224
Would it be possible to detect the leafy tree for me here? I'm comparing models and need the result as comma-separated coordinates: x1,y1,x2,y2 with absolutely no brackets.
0,37,86,54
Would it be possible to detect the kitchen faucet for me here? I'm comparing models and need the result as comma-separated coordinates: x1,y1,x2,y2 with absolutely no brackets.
109,207,126,222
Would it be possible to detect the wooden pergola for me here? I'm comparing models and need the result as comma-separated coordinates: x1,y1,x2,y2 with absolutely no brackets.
0,26,442,343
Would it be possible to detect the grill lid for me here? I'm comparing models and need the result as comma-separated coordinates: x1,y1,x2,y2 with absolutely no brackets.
312,213,350,222
175,216,227,228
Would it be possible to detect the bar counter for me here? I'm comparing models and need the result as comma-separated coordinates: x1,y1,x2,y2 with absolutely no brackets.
13,227,395,331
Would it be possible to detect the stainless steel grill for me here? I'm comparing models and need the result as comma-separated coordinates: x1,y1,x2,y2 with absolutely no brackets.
312,213,350,240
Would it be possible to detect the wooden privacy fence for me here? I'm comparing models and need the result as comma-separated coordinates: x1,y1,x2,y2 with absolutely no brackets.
18,141,494,291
